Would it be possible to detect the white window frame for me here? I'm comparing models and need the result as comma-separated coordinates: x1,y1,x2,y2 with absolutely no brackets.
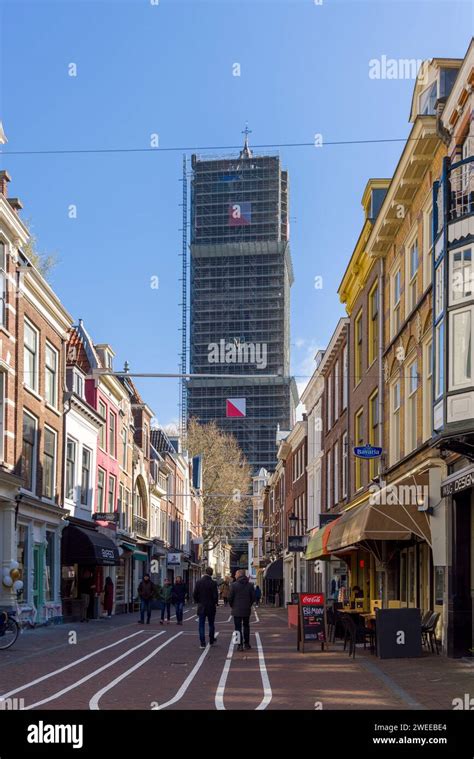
73,368,85,399
45,342,58,408
407,238,419,313
65,436,77,501
333,440,339,505
22,410,38,493
342,432,348,498
42,425,57,502
392,270,401,337
435,261,445,318
449,305,473,391
0,370,5,462
449,247,473,306
97,468,106,511
423,339,433,441
98,400,107,451
391,381,401,465
334,360,339,421
108,473,116,513
0,239,6,327
423,202,433,290
81,446,92,507
24,319,39,393
405,360,418,454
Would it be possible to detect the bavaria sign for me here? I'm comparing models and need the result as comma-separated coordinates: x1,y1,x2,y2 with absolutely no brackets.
353,445,383,459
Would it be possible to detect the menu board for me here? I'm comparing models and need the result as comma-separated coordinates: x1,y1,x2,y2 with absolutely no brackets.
298,593,327,652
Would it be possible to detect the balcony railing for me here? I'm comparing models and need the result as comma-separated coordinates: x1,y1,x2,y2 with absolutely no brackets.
133,514,148,536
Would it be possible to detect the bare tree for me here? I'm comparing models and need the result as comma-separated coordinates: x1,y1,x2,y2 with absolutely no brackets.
22,220,57,279
186,418,251,552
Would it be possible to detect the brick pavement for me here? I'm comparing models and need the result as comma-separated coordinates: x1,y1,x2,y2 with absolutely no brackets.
0,604,471,710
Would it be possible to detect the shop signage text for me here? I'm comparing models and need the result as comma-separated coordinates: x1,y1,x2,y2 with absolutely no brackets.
441,468,474,498
354,445,383,459
92,513,119,523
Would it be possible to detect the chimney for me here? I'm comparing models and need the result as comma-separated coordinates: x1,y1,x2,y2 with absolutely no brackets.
7,197,23,214
0,170,11,197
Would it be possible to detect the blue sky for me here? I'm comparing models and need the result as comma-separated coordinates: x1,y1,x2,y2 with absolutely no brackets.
0,0,471,426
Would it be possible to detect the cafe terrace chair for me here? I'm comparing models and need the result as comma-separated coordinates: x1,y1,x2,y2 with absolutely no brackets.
422,611,440,654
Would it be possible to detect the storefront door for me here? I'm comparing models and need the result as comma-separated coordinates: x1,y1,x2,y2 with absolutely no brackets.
33,544,44,610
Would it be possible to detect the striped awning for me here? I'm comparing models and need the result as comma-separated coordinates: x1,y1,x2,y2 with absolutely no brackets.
305,519,342,561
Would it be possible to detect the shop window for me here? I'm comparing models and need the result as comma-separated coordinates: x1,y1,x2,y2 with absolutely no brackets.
16,525,28,600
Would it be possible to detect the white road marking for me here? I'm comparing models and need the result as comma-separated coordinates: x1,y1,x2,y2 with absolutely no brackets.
215,636,235,710
0,630,144,700
153,633,220,710
254,609,260,623
89,632,183,710
23,632,165,710
216,615,232,624
215,632,272,711
254,632,272,710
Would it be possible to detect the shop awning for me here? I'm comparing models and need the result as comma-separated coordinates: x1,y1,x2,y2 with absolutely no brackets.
263,557,283,580
120,542,135,552
326,499,431,553
62,525,120,566
133,550,148,562
305,518,344,561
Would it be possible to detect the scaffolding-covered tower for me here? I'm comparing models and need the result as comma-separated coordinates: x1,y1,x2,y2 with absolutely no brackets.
187,137,298,570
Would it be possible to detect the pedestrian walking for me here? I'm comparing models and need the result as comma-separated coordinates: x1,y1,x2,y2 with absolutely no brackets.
160,578,172,624
229,569,255,651
220,577,230,606
193,567,218,649
103,576,114,617
171,576,187,625
255,585,262,608
79,569,96,622
138,573,155,624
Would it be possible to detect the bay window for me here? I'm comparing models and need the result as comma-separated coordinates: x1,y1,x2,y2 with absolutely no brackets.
449,306,473,390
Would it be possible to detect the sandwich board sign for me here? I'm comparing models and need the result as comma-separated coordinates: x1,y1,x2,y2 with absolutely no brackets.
297,592,327,653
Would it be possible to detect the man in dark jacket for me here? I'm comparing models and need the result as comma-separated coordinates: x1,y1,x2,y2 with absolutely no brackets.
171,576,188,625
229,570,255,651
138,574,155,624
193,567,218,649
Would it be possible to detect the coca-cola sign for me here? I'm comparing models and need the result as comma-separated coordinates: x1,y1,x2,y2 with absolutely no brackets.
301,593,324,605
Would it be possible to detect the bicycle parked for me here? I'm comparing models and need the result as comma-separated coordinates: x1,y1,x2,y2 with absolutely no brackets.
0,610,20,650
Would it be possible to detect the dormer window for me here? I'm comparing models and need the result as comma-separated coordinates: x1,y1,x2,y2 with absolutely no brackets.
419,81,437,115
73,369,84,399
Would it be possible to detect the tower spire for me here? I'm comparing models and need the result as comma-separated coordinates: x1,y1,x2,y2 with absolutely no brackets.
240,123,252,158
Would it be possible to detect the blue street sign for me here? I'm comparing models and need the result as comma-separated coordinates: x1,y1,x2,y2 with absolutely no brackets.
353,445,383,459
